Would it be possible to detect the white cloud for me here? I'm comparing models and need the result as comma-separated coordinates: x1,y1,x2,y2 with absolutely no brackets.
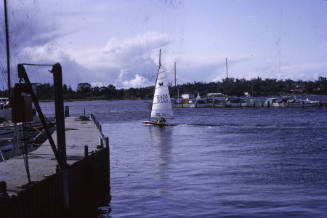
281,62,327,75
121,74,152,88
13,32,174,88
169,53,251,83
278,62,327,81
20,43,68,63
18,43,88,87
74,32,173,87
104,32,171,55
76,31,172,70
90,81,106,87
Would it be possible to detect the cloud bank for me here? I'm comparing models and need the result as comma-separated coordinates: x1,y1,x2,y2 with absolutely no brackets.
1,0,326,90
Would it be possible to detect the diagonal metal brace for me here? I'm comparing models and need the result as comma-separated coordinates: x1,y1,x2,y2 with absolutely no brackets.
17,64,66,170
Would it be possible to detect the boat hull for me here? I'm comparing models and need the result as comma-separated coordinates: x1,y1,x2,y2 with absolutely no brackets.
213,103,226,108
143,121,176,126
226,103,241,108
173,103,196,108
196,103,210,108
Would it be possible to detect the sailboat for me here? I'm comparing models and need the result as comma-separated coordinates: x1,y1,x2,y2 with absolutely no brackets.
143,49,175,126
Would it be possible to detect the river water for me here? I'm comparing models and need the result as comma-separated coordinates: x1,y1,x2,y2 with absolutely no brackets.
41,99,327,217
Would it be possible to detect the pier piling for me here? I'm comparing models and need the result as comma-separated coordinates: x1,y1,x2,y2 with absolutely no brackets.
65,106,70,118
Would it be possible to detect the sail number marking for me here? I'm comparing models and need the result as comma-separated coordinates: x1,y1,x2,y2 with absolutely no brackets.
155,94,169,103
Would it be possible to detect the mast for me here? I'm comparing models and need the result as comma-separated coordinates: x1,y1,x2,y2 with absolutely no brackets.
154,49,161,86
158,49,161,69
174,61,177,98
225,57,229,79
4,0,11,96
150,49,162,120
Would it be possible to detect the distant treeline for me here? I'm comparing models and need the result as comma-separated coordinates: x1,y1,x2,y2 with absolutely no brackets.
1,77,327,100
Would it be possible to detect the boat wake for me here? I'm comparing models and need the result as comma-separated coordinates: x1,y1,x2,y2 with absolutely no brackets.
177,123,224,127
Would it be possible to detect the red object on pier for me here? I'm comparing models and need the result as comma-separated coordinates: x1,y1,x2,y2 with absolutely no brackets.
11,95,33,123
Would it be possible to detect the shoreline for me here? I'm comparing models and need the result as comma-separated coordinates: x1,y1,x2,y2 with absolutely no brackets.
40,98,152,102
37,94,327,103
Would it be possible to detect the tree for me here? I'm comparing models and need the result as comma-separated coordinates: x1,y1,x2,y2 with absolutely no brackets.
77,83,92,97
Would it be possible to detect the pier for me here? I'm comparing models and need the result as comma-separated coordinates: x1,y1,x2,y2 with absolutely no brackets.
0,115,110,218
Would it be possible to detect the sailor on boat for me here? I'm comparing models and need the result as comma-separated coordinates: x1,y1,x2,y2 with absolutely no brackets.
157,115,166,124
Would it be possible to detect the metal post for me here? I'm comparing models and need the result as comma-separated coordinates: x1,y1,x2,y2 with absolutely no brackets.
52,64,70,209
13,123,20,156
0,149,5,161
174,62,176,97
52,63,67,167
225,57,229,79
4,0,11,96
62,169,70,208
104,137,109,149
23,139,31,183
84,145,88,158
65,106,69,117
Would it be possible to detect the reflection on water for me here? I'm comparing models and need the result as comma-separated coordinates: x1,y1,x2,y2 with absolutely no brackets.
148,126,172,180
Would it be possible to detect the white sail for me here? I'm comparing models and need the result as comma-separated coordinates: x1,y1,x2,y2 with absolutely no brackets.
151,66,173,118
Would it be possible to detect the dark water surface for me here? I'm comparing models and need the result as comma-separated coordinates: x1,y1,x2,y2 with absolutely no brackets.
41,99,327,217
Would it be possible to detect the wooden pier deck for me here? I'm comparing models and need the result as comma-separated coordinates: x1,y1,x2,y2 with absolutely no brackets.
0,117,104,194
0,116,110,218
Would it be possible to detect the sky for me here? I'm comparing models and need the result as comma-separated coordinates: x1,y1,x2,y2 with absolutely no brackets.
0,0,327,89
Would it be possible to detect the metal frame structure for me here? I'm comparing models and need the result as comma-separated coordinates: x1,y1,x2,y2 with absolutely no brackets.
16,63,67,170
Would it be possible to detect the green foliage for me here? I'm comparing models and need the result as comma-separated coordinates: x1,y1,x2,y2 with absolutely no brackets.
1,77,326,100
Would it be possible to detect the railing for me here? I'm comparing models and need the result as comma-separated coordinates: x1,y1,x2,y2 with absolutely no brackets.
90,114,109,149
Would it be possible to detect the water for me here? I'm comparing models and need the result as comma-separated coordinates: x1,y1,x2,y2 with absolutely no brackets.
41,99,327,217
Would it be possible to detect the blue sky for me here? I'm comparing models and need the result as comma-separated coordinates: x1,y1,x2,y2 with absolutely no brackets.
1,0,327,89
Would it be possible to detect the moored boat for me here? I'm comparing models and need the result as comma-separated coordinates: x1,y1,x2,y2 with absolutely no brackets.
207,93,226,108
303,98,320,107
225,96,243,108
287,98,320,108
0,98,11,122
264,98,286,107
195,98,209,108
194,92,209,108
173,93,196,108
181,94,196,108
